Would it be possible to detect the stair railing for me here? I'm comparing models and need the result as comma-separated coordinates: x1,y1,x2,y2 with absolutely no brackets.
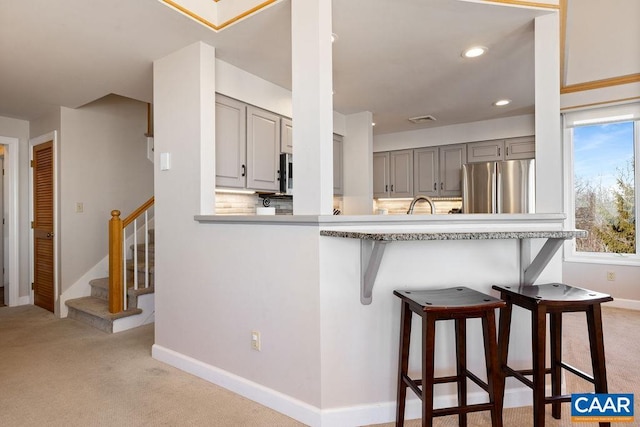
109,197,154,313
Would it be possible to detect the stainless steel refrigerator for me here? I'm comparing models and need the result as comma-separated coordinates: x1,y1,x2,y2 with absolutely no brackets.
462,159,535,213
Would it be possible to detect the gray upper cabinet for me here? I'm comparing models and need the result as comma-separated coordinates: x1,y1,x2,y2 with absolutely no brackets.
505,137,535,160
467,137,535,163
467,139,503,163
390,150,414,197
215,94,288,192
215,94,246,188
373,152,390,198
373,150,413,198
333,134,343,195
246,106,281,192
414,144,466,197
439,144,466,196
281,118,293,154
413,147,439,197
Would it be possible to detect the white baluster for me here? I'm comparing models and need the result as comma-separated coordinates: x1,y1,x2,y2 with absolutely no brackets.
122,228,127,310
133,219,138,291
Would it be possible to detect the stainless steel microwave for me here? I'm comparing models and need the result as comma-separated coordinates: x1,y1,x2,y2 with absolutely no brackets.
279,153,293,195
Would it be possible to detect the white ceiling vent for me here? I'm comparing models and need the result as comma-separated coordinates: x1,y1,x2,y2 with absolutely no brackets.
408,115,437,124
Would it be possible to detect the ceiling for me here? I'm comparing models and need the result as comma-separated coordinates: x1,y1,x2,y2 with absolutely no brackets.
0,0,550,135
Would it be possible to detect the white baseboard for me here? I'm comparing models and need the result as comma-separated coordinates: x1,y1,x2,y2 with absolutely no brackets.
605,298,640,311
18,296,30,306
152,344,322,426
152,344,536,426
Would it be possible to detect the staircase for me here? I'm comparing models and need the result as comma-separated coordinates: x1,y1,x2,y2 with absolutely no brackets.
66,229,155,333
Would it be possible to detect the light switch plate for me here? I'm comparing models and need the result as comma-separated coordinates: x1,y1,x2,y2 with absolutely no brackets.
160,152,171,170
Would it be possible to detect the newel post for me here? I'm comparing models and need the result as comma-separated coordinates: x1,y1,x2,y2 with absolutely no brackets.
109,210,123,313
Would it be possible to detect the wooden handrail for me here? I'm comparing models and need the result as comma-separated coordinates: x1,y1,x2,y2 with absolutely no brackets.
123,196,154,227
109,210,124,313
109,197,155,313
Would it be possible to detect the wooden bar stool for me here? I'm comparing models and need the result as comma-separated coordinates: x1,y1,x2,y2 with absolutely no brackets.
394,287,506,427
492,283,613,427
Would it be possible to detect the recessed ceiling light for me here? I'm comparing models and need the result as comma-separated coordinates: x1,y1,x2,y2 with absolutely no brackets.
462,46,487,58
493,99,511,107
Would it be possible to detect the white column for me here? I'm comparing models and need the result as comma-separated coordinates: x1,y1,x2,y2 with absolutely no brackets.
534,12,562,213
154,42,216,215
291,0,333,215
343,111,374,214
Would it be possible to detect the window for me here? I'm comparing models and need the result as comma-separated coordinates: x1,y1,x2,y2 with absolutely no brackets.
564,103,639,263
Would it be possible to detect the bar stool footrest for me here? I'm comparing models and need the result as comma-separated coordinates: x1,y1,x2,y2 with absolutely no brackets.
433,402,497,417
545,394,572,404
561,362,595,384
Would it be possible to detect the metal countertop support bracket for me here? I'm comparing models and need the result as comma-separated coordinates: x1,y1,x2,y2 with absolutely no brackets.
360,240,388,305
519,237,566,286
359,236,571,305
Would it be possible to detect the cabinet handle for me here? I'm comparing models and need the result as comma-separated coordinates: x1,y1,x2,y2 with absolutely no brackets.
277,170,280,181
433,183,436,191
440,182,443,190
391,185,394,192
242,165,246,177
498,147,501,156
506,147,509,156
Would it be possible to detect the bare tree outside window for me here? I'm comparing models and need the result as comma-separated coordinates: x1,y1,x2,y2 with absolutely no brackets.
573,122,636,254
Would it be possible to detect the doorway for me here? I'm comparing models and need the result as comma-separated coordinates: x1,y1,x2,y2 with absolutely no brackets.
0,136,18,308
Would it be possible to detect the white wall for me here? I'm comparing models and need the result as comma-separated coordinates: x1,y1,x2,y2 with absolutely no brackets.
0,116,30,301
565,0,640,85
153,42,323,416
374,114,534,152
560,1,640,302
57,95,153,294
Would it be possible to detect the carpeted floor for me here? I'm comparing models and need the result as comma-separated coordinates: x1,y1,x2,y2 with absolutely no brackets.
1,304,637,426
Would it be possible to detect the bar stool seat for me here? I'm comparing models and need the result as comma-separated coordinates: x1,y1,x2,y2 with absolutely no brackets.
492,283,613,427
394,287,506,427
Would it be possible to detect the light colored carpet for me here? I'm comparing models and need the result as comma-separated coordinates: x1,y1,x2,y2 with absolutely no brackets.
0,306,303,427
1,305,637,426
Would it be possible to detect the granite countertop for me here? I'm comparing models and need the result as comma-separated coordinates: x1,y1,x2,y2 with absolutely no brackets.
319,230,587,241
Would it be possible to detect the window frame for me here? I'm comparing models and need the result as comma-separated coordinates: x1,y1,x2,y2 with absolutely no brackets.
563,104,640,266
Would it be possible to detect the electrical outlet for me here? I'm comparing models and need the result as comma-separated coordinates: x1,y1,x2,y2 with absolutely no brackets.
251,330,261,351
75,202,84,213
606,271,616,281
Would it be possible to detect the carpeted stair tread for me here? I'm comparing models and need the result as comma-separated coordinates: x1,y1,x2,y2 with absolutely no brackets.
66,296,142,320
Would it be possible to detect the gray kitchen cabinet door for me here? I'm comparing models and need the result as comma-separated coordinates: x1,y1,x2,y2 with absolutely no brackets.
215,95,246,188
333,134,343,195
505,137,535,160
413,147,439,197
439,143,466,196
467,139,504,163
281,118,293,154
390,150,414,198
247,106,280,191
373,152,390,198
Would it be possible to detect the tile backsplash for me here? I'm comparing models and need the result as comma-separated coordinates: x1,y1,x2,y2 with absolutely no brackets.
215,192,459,215
374,198,462,215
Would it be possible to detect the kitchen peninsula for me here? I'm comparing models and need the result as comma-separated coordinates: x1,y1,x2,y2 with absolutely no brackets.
192,208,579,423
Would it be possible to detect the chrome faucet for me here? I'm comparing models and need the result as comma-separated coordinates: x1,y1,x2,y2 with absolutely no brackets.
407,195,436,214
